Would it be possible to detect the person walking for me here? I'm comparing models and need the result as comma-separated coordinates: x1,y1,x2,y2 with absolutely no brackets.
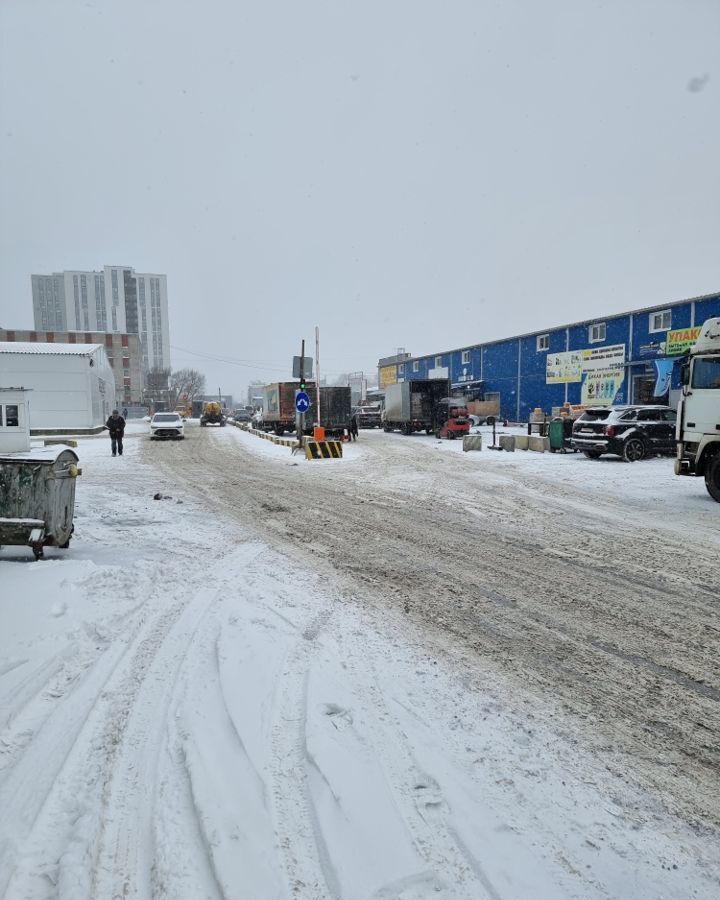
106,409,126,457
350,413,359,441
122,406,128,419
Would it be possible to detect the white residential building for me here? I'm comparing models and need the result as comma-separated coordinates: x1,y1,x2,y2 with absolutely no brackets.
31,265,170,372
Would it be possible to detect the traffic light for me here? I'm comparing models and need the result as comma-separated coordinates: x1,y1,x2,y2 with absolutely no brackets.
299,378,306,391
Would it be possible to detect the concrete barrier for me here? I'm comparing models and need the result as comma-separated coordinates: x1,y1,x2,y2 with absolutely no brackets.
529,435,550,452
237,422,299,449
499,435,515,452
462,435,483,452
305,440,343,460
514,434,529,451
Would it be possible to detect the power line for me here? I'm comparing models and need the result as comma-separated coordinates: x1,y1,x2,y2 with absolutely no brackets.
170,343,357,379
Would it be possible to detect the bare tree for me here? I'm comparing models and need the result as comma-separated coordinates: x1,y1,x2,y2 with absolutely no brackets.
168,368,206,408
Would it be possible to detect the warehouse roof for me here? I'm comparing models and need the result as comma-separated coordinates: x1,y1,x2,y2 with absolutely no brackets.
0,341,103,355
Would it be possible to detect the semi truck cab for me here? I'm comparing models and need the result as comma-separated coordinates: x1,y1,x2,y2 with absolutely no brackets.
675,317,720,502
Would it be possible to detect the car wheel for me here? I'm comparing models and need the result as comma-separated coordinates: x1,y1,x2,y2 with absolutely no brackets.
622,437,646,462
583,450,602,459
704,454,720,503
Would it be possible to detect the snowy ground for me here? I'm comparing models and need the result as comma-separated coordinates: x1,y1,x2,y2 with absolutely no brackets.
0,421,718,899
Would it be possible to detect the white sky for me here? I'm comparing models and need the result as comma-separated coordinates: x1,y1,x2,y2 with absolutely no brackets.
1,0,718,397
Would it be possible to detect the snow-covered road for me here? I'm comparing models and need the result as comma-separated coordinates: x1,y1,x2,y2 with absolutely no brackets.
1,422,718,899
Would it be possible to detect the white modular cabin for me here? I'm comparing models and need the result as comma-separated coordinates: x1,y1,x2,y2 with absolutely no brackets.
0,342,115,432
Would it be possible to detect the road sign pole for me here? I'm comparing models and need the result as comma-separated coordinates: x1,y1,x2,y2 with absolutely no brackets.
299,339,305,438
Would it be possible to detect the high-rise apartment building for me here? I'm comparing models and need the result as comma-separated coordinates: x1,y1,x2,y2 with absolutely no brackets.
31,265,170,372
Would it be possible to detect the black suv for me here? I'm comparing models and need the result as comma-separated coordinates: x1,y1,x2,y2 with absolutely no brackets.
571,405,677,461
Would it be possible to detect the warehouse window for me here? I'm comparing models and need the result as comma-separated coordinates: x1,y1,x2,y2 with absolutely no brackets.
649,310,671,333
589,322,606,343
398,363,404,375
536,334,549,351
435,356,442,367
5,405,19,427
412,361,419,372
461,350,470,364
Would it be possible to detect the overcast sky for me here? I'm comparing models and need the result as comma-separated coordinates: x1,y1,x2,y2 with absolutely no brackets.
1,0,718,397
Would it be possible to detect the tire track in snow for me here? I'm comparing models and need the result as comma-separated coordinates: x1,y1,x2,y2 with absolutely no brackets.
0,634,140,896
268,606,342,898
90,586,222,900
340,659,491,899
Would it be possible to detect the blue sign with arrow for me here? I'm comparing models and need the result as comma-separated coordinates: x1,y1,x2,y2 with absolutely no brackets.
295,391,310,413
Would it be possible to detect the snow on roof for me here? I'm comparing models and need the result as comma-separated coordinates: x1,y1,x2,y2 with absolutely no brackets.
0,341,103,356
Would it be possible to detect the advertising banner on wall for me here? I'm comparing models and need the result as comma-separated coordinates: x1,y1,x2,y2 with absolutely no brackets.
379,365,398,388
546,344,626,405
666,327,701,356
580,345,626,405
546,350,583,384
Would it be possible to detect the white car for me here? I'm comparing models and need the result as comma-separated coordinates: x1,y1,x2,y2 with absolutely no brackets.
150,412,185,440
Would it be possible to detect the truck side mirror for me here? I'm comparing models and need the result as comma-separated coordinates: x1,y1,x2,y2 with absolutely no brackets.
680,363,689,386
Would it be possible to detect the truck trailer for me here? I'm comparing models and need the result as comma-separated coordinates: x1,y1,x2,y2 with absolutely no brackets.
260,381,316,435
258,383,352,437
675,317,720,502
307,386,352,437
383,379,453,435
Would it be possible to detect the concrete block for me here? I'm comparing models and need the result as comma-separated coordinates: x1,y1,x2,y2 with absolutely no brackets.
462,435,483,452
499,435,515,452
514,434,529,450
529,435,550,452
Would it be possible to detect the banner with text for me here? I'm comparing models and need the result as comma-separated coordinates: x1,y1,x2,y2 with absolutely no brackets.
546,344,625,406
666,327,701,356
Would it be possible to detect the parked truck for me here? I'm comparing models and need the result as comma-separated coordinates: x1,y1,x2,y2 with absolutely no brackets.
383,379,453,435
675,317,720,502
260,382,352,437
309,386,352,437
261,381,316,435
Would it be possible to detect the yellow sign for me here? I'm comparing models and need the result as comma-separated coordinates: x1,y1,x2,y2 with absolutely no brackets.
379,365,397,388
666,327,701,355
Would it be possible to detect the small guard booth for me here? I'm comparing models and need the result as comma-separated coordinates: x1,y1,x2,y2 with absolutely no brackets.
0,389,81,560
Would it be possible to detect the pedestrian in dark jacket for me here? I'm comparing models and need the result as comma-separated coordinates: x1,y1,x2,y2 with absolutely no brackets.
350,414,359,441
106,409,126,456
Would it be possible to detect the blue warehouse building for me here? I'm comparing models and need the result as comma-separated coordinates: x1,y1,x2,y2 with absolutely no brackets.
378,291,720,421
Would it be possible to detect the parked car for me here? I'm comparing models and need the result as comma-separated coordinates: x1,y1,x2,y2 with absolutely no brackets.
150,412,185,440
571,405,676,461
232,408,253,423
353,405,383,428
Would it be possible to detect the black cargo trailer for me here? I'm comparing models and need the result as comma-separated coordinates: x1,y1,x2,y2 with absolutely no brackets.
301,386,352,436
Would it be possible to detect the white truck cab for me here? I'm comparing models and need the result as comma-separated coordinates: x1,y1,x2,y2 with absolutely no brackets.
675,317,720,501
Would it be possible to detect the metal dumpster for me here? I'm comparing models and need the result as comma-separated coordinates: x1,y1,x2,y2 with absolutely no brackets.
0,445,81,559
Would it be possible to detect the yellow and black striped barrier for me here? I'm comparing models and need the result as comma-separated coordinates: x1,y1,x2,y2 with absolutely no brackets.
305,440,343,460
